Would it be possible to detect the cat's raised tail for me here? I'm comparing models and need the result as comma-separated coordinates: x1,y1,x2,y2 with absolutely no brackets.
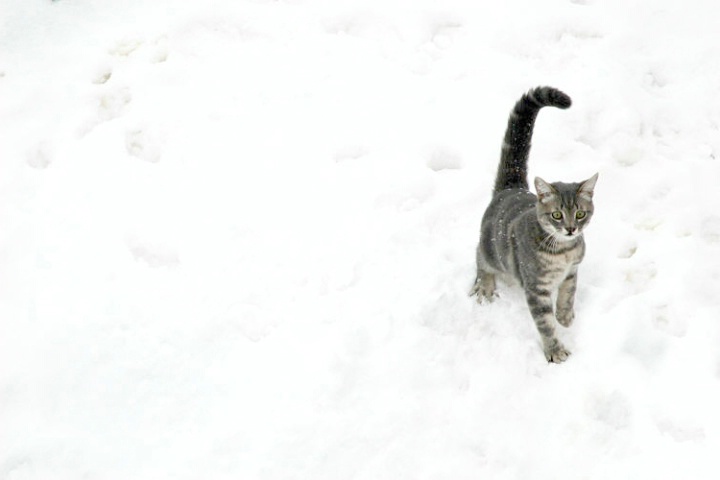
493,86,572,194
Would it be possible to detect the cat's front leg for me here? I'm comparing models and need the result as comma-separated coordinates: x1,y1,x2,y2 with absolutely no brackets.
525,287,571,363
556,266,578,328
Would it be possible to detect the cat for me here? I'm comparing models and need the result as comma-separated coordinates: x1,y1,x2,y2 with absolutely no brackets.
470,86,598,363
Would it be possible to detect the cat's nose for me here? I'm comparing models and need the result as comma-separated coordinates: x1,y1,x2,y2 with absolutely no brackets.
566,227,577,235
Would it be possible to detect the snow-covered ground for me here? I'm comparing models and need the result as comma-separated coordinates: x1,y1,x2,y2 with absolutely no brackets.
2,0,720,478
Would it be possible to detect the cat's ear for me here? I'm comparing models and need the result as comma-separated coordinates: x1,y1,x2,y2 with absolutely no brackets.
534,177,557,203
578,173,599,200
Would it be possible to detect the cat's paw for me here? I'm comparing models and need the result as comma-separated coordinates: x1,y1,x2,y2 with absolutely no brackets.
469,283,497,304
469,275,497,304
544,341,571,363
556,308,575,327
477,292,499,304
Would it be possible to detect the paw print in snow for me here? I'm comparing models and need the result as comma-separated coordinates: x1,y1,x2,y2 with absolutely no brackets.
127,238,180,268
429,20,463,51
98,87,132,121
26,142,53,169
92,66,112,85
126,128,163,163
427,147,463,171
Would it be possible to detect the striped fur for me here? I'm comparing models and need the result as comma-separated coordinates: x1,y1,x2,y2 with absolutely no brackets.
471,87,598,364
494,87,571,193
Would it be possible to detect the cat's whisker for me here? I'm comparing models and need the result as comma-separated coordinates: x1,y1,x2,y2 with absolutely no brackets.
540,233,552,251
541,231,560,253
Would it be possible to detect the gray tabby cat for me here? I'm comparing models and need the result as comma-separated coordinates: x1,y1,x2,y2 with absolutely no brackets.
471,86,598,363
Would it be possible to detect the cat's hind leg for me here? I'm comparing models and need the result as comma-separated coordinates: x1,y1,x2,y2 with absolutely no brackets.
470,270,497,303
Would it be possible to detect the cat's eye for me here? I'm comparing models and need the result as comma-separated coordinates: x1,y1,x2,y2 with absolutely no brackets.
576,210,587,220
551,211,563,220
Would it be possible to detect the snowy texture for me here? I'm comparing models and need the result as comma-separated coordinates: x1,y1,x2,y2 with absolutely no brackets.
2,0,720,478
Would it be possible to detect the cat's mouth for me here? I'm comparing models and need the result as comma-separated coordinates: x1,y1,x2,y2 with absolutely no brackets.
557,230,579,241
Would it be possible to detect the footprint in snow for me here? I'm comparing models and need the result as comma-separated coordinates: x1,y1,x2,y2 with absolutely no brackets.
82,36,169,135
107,36,169,63
585,390,632,430
428,20,463,52
623,261,657,294
147,36,169,64
126,128,163,163
427,147,463,171
127,239,180,268
91,65,112,85
97,87,132,122
108,38,144,57
651,304,686,338
26,142,53,170
214,302,276,343
655,416,706,443
322,12,385,38
409,19,463,73
699,215,720,244
333,145,369,163
93,35,168,85
622,328,667,370
616,240,637,259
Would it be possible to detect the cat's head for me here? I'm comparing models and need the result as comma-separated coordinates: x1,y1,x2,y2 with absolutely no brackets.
534,173,598,242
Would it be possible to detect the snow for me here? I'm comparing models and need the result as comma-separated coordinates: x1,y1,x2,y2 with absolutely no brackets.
2,0,720,478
